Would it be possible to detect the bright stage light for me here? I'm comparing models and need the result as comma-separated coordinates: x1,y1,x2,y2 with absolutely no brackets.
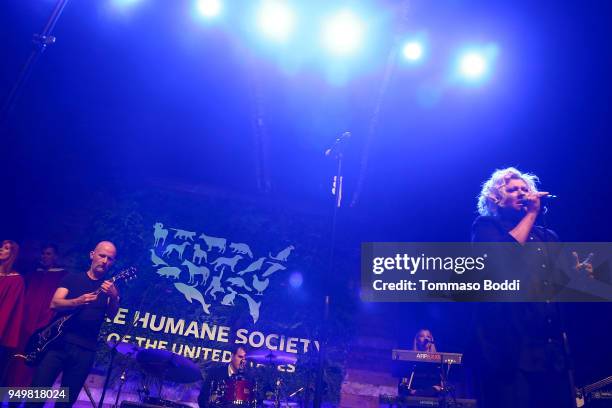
110,0,144,10
459,52,487,78
289,271,303,289
196,0,222,18
321,10,364,56
402,41,424,62
257,1,295,42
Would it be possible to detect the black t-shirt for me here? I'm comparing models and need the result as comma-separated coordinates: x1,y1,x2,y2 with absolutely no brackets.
57,272,108,350
471,216,566,372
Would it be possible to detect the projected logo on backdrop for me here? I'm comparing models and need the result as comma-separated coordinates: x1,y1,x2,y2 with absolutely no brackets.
151,222,295,323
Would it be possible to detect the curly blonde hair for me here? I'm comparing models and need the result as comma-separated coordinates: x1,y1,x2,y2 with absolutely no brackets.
477,167,539,216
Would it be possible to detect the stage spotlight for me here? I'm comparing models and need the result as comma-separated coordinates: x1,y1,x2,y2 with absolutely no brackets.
289,271,303,289
459,52,487,78
111,0,144,10
257,1,295,42
402,41,424,62
321,10,364,56
196,0,222,18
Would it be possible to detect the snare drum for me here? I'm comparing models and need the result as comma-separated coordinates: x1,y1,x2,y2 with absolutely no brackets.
222,378,254,405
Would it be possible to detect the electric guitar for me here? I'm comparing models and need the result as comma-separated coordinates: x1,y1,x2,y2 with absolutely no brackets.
576,375,612,407
16,266,137,366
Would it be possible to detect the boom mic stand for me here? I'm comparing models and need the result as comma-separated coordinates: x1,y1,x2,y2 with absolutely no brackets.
98,278,165,408
313,133,350,408
1,0,70,123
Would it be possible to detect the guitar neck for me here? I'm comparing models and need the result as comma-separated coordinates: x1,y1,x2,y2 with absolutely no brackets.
584,376,612,393
91,275,120,296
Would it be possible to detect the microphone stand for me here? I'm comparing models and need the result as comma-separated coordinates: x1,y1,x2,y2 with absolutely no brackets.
314,136,348,408
1,0,70,123
98,279,165,408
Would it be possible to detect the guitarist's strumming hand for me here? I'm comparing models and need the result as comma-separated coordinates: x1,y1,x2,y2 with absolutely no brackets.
74,292,99,306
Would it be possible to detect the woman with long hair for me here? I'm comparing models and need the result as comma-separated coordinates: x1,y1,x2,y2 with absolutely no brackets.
398,329,441,397
412,328,437,352
0,240,25,379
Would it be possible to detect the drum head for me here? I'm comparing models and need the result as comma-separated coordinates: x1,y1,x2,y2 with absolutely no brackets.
223,379,254,403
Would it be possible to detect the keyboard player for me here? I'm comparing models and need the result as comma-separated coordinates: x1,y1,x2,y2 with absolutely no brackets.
398,329,443,397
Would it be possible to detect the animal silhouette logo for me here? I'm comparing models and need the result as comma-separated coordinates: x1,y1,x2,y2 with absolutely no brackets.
192,244,208,265
174,282,210,315
150,249,168,267
229,242,253,258
171,228,196,241
262,262,287,277
163,242,191,260
227,277,252,292
151,222,294,323
237,257,266,276
238,294,261,323
199,233,227,253
269,245,295,262
182,259,210,286
204,271,225,300
211,255,243,273
252,275,269,295
221,287,238,306
157,266,181,279
153,223,169,247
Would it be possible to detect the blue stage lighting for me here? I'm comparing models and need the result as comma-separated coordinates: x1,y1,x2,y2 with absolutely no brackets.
321,10,364,56
402,41,424,62
257,1,295,42
196,0,222,18
459,52,487,78
110,0,144,10
289,271,303,289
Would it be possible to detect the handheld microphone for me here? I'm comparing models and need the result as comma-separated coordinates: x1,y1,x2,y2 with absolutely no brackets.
325,131,351,157
582,253,594,265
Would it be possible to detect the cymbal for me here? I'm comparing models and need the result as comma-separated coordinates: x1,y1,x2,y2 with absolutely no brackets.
136,348,202,383
262,401,298,407
106,340,141,357
248,349,298,365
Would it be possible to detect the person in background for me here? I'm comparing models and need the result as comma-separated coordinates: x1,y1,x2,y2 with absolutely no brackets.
198,346,249,408
413,329,436,352
0,240,25,384
398,329,442,398
8,243,68,386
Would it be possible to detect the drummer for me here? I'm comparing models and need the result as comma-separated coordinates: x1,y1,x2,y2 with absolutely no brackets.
198,345,248,408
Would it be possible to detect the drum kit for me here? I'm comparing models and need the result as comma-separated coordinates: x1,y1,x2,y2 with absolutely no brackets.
206,349,302,408
106,341,305,408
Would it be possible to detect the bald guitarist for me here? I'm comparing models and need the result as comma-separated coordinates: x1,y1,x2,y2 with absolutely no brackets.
29,241,120,407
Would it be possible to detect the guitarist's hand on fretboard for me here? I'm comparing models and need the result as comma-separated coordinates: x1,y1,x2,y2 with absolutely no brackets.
100,280,119,300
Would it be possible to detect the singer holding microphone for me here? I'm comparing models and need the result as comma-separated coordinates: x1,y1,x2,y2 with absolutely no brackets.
472,167,593,280
473,167,557,244
471,167,592,408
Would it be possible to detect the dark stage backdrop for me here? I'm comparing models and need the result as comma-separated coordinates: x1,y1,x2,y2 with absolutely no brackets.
16,184,358,403
8,182,612,404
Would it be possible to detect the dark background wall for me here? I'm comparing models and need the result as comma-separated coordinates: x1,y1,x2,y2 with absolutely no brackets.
2,0,611,401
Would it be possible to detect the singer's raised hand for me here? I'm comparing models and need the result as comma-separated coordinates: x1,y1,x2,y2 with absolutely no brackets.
519,191,549,214
572,251,594,278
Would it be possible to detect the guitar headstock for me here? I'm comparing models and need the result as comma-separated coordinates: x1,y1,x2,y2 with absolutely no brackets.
112,266,138,284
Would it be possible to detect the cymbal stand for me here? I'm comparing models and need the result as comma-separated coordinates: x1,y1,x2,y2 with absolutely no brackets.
112,367,129,408
273,377,283,408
